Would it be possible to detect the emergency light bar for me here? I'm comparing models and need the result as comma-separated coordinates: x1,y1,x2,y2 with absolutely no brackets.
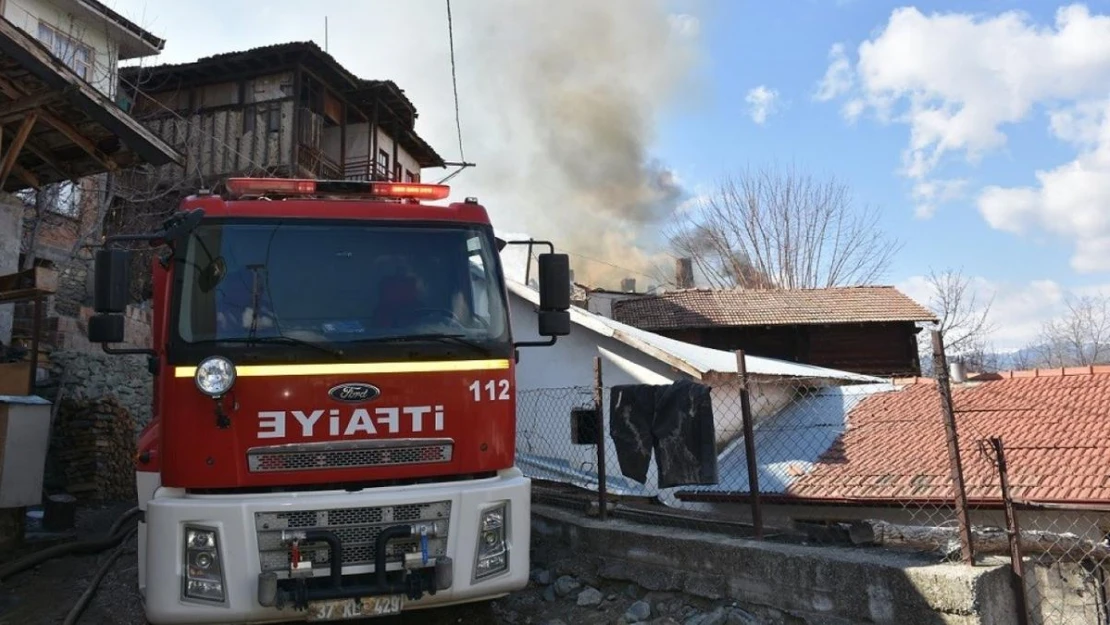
224,178,451,201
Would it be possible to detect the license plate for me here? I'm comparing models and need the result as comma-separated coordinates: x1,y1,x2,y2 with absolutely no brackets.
306,595,405,621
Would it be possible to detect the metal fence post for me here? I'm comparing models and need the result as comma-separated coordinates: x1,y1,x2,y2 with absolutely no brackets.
593,356,607,521
735,350,763,538
931,329,975,564
989,437,1030,625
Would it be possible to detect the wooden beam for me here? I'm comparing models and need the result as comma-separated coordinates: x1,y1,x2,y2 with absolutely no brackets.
19,135,74,179
12,163,40,188
0,266,58,295
38,109,117,171
0,75,117,171
0,88,67,122
2,123,76,180
0,111,38,187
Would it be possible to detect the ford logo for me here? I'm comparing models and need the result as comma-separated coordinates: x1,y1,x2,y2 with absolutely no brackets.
328,383,380,404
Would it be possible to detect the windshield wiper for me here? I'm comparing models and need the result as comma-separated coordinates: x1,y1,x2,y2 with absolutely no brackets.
194,335,345,358
350,333,492,354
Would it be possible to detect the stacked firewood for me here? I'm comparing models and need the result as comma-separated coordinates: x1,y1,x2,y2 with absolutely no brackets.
48,397,137,502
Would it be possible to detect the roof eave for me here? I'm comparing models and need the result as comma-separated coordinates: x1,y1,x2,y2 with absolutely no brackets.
617,317,940,331
506,279,708,380
75,0,165,55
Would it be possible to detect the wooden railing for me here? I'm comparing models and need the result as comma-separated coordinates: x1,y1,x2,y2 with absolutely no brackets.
297,144,342,180
343,156,391,182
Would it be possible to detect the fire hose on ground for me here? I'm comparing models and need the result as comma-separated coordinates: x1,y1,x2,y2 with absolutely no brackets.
0,505,141,624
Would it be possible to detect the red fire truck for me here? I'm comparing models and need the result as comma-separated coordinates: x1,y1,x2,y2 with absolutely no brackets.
86,177,571,623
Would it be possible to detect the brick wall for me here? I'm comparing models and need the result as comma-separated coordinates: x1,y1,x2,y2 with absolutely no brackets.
0,195,22,344
20,176,104,320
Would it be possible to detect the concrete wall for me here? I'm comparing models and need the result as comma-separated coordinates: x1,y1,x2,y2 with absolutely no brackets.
0,196,23,344
532,504,1020,625
705,501,1110,544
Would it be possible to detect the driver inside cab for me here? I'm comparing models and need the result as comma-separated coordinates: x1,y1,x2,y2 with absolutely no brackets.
370,253,471,333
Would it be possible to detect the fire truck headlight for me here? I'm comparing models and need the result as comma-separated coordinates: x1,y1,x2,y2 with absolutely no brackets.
182,525,226,603
474,502,508,581
195,356,236,398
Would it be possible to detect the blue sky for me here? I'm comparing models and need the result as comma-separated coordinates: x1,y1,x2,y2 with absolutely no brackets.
640,0,1110,349
658,0,1081,283
108,0,1110,349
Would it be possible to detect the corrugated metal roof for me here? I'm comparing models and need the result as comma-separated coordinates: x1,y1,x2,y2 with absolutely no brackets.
681,383,898,496
498,233,882,383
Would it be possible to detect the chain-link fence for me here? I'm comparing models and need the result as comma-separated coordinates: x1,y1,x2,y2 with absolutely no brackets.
515,351,963,541
515,336,1110,623
1009,502,1110,625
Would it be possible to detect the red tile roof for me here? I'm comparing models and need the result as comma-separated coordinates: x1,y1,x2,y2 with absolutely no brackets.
787,368,1110,504
610,286,937,330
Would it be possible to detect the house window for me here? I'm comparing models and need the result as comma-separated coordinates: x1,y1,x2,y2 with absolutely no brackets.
393,163,402,182
36,22,93,81
267,105,281,132
405,170,417,183
47,181,81,218
377,149,389,179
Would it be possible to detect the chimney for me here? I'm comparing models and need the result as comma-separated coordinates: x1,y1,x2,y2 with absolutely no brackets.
620,277,636,293
949,360,966,383
675,257,694,289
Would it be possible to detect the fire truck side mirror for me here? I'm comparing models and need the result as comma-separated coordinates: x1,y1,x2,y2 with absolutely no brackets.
536,253,571,337
89,248,132,345
537,253,570,311
537,310,570,337
88,313,125,344
93,248,132,314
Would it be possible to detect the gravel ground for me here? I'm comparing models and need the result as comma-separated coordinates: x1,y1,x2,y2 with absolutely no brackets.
0,503,760,625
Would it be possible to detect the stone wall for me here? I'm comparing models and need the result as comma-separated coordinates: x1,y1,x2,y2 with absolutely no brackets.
46,349,152,434
532,504,1020,625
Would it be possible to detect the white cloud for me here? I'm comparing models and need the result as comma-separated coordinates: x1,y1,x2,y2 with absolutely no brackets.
815,4,1110,233
911,178,968,219
896,274,1110,351
814,43,853,101
745,85,780,124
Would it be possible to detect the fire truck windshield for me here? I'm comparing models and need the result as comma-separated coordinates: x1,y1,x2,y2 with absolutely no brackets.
171,220,510,360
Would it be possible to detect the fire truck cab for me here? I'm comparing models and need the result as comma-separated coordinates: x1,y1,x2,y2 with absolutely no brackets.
86,178,571,623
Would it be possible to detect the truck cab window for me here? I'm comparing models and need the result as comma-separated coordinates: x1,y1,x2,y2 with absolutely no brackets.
174,222,509,355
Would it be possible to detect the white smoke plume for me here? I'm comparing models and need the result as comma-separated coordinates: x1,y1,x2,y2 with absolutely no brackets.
446,1,702,289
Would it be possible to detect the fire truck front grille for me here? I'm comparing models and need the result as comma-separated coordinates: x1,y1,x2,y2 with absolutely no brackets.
246,439,454,473
254,501,452,575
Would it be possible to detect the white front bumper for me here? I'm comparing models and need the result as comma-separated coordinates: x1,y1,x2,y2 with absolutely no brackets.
142,469,530,625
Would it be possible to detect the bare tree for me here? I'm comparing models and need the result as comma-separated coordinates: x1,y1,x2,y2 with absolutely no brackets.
1009,346,1036,371
918,268,997,373
1029,294,1110,367
667,163,901,289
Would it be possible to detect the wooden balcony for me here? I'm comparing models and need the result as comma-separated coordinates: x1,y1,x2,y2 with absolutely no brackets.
343,156,392,182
